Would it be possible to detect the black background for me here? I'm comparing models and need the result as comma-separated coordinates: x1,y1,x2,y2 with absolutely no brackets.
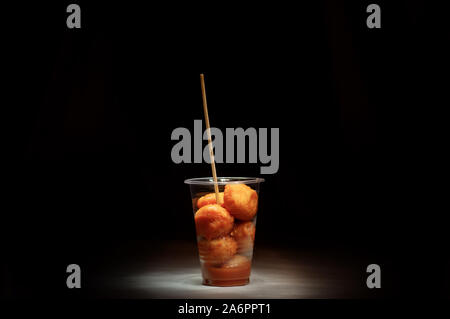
2,0,449,299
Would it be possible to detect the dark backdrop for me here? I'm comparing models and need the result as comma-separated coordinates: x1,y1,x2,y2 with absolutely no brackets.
2,1,448,298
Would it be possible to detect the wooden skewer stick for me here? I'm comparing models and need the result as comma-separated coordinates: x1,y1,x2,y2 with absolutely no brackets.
200,74,220,203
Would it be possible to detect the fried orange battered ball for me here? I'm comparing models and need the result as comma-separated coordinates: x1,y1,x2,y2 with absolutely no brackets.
198,236,237,265
231,221,256,253
223,184,258,221
195,204,234,240
197,192,224,208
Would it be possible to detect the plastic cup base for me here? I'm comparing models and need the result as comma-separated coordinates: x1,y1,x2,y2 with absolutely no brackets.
202,278,250,287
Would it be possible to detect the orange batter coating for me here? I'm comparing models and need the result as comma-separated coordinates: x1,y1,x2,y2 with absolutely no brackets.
195,204,234,240
231,221,256,253
197,192,224,208
198,236,237,265
223,184,258,221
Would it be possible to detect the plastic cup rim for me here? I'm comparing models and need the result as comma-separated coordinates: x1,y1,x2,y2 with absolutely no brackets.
184,177,265,185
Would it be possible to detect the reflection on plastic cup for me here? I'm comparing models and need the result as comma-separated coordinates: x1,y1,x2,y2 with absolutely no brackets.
185,177,264,287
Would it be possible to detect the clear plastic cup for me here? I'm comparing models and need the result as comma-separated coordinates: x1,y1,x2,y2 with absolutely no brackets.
185,177,264,287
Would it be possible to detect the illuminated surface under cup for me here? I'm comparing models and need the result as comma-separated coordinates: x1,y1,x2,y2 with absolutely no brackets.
98,241,365,298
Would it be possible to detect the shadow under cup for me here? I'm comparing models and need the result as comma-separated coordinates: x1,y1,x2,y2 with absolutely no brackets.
185,177,264,287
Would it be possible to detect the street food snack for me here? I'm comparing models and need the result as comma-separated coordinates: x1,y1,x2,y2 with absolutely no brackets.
195,204,234,240
198,236,237,265
186,177,263,287
231,221,256,253
223,184,258,221
186,74,264,287
197,192,224,208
